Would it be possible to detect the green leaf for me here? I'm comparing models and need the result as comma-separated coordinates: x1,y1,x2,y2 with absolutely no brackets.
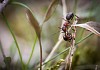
43,0,59,23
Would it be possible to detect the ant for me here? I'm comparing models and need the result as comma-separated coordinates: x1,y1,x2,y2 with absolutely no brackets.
59,12,79,41
61,12,76,32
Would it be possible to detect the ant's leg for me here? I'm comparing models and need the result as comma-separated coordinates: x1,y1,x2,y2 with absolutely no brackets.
58,27,64,33
68,24,75,32
75,15,79,20
75,15,79,18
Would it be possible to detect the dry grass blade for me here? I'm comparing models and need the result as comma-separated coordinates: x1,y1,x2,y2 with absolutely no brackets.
26,9,41,38
43,0,59,23
72,21,100,36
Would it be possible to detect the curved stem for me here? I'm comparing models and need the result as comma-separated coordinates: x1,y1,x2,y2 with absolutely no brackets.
11,2,42,70
1,12,24,70
27,35,37,66
38,38,42,70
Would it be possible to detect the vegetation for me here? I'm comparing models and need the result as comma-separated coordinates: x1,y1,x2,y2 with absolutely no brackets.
0,0,100,70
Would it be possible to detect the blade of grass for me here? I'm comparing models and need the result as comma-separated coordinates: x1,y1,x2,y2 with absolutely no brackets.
11,2,42,70
75,33,93,45
76,28,84,43
1,12,25,70
26,35,38,66
42,47,70,65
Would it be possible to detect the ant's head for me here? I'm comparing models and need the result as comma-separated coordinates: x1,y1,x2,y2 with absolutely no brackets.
66,12,74,20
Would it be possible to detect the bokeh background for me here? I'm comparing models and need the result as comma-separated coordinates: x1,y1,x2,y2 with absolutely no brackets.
0,0,100,70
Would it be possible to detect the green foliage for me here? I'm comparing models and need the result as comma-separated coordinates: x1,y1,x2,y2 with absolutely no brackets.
47,59,65,70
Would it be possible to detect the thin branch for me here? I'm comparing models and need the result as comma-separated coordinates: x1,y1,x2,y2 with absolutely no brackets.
65,19,78,70
42,0,68,69
69,20,77,70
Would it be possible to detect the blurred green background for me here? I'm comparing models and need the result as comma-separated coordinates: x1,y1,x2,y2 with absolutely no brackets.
0,0,100,70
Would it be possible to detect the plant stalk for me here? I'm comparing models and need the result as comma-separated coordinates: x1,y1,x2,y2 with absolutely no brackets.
27,35,37,67
1,12,24,70
36,33,93,69
11,2,43,70
38,38,42,70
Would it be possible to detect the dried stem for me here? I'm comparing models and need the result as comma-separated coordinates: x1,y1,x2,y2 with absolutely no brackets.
65,20,78,70
42,0,67,69
37,33,93,69
42,38,64,69
39,38,42,70
59,0,67,40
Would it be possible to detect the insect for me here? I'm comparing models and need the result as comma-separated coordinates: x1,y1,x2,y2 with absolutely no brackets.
60,12,78,41
57,12,79,41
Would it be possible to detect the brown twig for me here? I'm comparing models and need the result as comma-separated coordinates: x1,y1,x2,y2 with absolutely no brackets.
65,19,78,70
38,38,42,70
